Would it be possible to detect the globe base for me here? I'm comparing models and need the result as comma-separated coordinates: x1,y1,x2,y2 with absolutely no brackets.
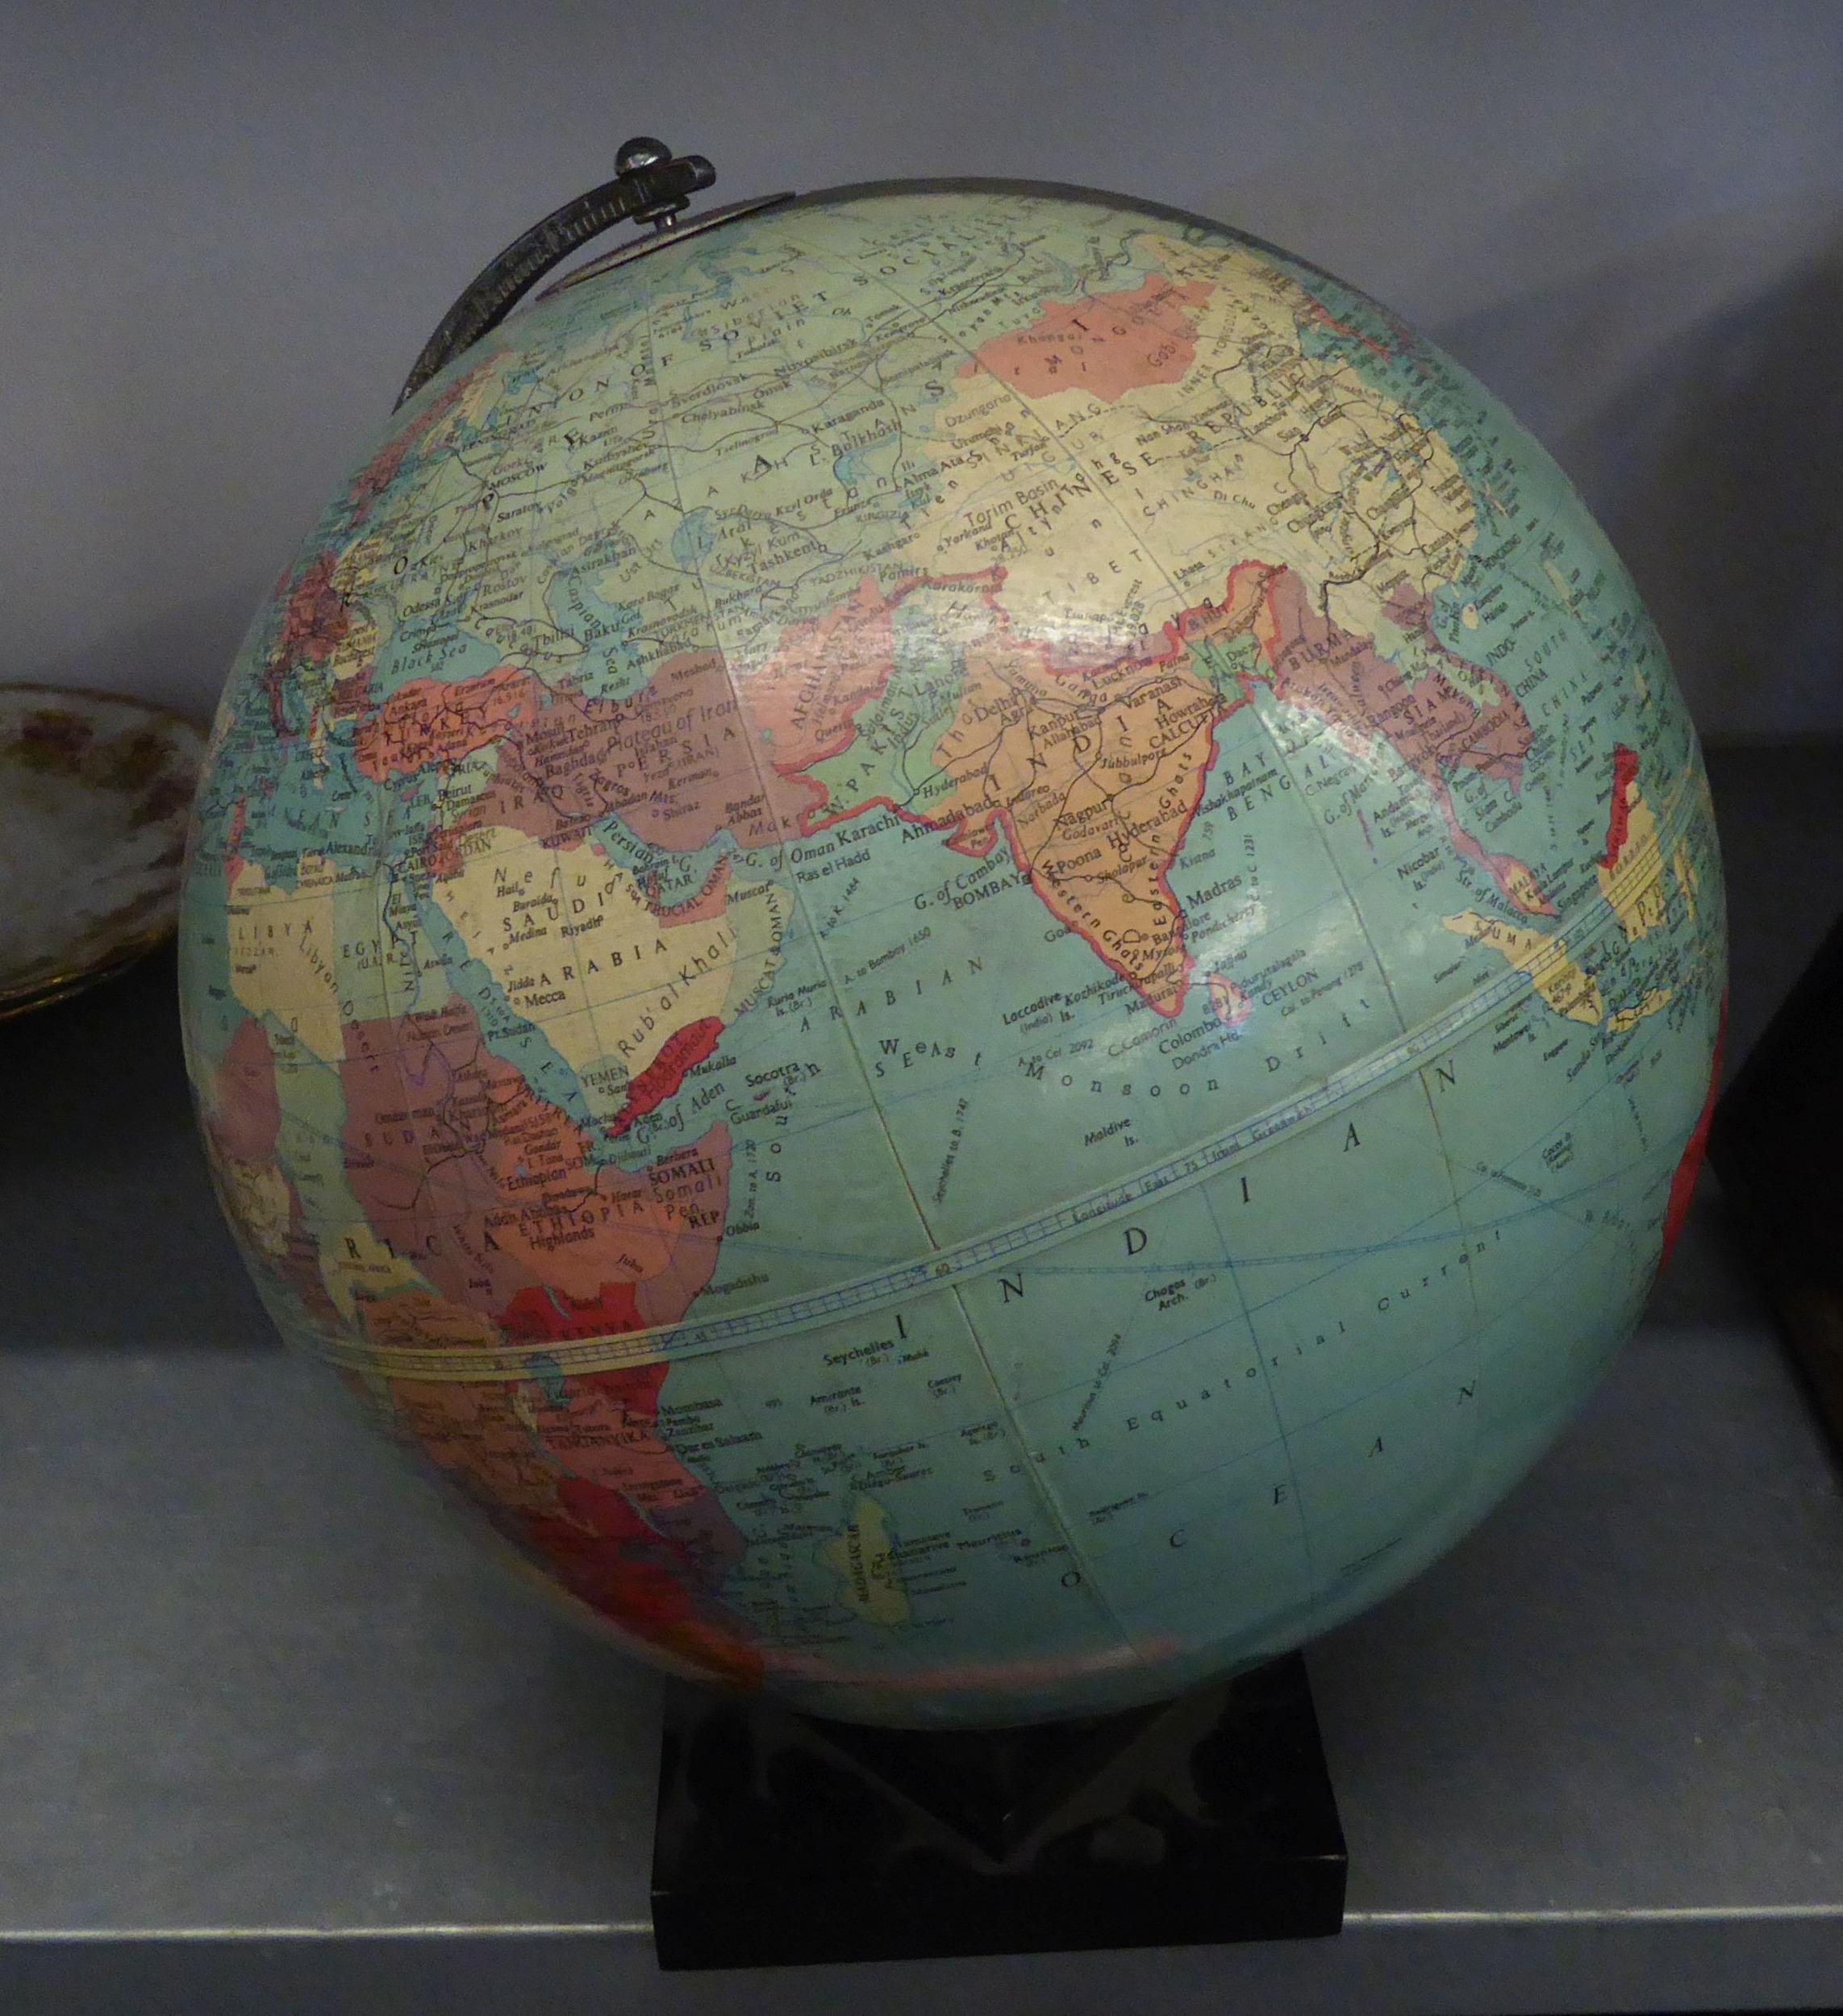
650,1654,1346,1969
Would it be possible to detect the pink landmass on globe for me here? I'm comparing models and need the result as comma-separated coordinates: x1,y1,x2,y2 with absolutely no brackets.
340,995,728,1332
436,648,794,855
963,273,1213,402
352,668,540,781
1248,567,1552,915
211,1015,281,1161
1207,974,1254,1031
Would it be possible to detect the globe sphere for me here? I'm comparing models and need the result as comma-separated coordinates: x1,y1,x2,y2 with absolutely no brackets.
181,181,1724,1727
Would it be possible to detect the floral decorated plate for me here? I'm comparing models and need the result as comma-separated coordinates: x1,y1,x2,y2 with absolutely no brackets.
0,684,206,1020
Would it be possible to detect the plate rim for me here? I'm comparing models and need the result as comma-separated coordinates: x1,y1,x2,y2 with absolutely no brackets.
0,679,208,1019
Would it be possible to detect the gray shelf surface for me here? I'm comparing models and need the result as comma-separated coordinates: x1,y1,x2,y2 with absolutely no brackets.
1,744,1839,2014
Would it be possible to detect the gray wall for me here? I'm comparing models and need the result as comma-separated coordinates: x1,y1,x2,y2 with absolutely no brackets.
5,0,1841,738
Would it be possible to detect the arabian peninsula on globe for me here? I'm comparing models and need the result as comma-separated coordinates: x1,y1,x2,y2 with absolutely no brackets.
180,183,1725,1727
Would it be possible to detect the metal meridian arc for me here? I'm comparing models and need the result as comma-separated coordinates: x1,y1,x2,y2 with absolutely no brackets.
394,137,718,409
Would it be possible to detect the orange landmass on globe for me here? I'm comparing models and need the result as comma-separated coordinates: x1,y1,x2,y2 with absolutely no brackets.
962,273,1213,402
740,569,1238,1017
352,668,540,781
927,624,1228,1015
359,1290,500,1355
752,558,1544,1019
343,562,1539,1035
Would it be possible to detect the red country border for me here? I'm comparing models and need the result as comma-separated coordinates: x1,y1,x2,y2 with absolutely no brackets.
1599,744,1641,872
1657,993,1726,1276
607,1017,724,1139
1301,294,1393,360
499,1280,645,1345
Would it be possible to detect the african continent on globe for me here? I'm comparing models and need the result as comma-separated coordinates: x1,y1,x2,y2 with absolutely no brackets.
181,184,1724,1727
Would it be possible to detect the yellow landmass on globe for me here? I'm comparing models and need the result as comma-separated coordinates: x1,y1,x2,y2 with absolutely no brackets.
1607,989,1672,1035
226,855,345,1060
928,631,1224,1014
1442,911,1603,1023
359,1290,503,1356
906,232,1475,657
319,1219,422,1318
1488,857,1553,917
227,852,424,1057
819,1497,909,1626
432,829,783,1120
327,535,387,685
1672,838,1699,924
216,1154,293,1262
1599,772,1667,943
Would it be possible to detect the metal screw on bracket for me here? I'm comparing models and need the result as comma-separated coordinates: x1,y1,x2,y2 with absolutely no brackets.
615,136,695,229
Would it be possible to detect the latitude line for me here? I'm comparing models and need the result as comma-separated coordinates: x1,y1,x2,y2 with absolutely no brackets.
311,769,1705,1382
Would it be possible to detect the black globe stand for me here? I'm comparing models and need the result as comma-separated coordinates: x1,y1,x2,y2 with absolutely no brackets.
650,1653,1345,1970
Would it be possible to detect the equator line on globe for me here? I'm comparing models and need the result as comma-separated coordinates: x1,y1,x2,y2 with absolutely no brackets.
181,141,1725,1727
323,777,1704,1386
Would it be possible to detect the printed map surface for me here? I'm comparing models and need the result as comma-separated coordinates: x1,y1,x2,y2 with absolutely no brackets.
181,188,1725,1725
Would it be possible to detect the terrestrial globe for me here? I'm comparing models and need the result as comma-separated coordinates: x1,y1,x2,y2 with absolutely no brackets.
181,160,1725,1728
